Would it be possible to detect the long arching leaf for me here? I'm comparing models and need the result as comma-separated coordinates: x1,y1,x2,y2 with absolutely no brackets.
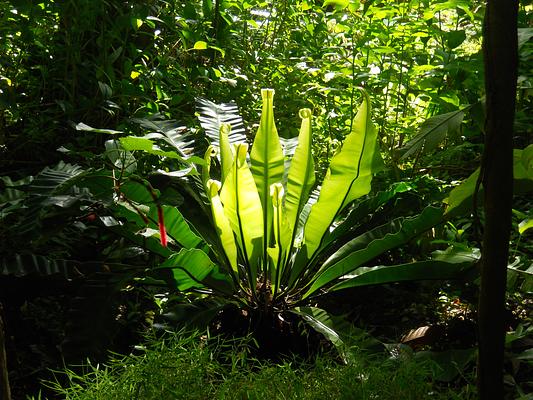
207,179,238,275
303,206,444,298
320,182,413,252
303,90,381,258
250,89,285,266
329,259,476,292
284,108,316,249
220,144,264,280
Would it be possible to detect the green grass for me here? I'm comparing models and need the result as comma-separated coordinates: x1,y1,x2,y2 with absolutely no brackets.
41,332,477,400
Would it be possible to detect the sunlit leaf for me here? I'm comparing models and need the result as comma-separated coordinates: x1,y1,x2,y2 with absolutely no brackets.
250,89,285,264
519,218,533,235
220,144,263,278
303,90,381,258
193,41,208,50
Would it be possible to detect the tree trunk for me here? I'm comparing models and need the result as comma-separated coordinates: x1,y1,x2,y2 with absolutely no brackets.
0,304,11,400
478,1,518,398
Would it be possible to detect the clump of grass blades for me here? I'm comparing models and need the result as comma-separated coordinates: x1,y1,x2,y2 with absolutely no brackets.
41,332,476,400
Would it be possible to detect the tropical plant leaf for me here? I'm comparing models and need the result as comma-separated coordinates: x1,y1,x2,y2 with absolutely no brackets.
303,90,381,258
269,183,291,288
250,89,285,263
284,108,316,249
0,254,79,278
329,258,476,292
74,122,123,135
304,206,444,297
16,162,90,235
30,161,87,194
196,97,246,147
207,179,238,275
445,144,533,218
444,168,480,217
105,139,137,173
105,205,173,258
147,205,203,249
119,136,189,161
290,306,383,363
160,248,233,293
321,182,413,252
398,109,466,160
130,114,196,157
159,299,229,330
219,124,234,184
414,348,477,382
514,144,533,193
220,144,264,279
519,218,533,235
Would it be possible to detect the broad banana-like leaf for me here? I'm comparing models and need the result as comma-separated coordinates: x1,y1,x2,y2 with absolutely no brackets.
250,89,285,261
219,124,234,184
303,206,443,297
207,179,238,275
220,143,264,280
147,205,203,249
303,91,381,258
160,248,233,293
284,108,316,249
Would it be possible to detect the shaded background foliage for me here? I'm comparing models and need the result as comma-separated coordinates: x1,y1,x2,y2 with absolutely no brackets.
0,0,532,398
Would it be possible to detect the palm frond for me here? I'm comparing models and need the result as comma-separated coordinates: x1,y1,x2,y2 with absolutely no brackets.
196,98,247,147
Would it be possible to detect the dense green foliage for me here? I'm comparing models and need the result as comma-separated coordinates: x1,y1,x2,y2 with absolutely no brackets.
0,0,532,398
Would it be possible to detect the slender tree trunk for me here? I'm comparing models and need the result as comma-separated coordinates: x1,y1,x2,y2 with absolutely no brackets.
0,304,11,400
478,1,518,398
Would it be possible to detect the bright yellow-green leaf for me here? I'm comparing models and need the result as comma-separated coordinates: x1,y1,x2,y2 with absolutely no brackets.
219,124,234,185
193,41,208,50
202,145,217,188
220,143,264,277
1,76,12,86
519,218,533,235
269,183,291,288
250,89,285,262
133,18,143,29
444,168,480,216
130,71,140,80
285,108,316,249
304,90,380,258
323,0,349,8
208,179,238,274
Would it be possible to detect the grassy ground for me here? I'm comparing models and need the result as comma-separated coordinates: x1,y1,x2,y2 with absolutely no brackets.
38,332,477,400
